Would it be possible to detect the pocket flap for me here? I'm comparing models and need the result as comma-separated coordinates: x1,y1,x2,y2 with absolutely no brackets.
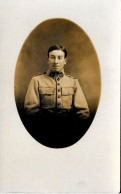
39,87,54,94
62,87,74,95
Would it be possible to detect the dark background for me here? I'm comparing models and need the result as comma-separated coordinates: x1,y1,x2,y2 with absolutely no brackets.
14,18,101,145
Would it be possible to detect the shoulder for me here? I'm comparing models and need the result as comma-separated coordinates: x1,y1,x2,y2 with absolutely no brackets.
32,72,46,80
34,72,46,77
29,72,46,83
65,74,77,79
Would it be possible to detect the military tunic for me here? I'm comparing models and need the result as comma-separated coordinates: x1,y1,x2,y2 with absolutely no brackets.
24,69,90,148
24,69,90,119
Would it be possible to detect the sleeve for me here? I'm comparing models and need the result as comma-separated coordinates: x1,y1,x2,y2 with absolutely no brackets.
73,79,90,120
24,77,40,115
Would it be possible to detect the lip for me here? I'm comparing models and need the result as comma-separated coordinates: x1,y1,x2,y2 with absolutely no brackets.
53,66,59,68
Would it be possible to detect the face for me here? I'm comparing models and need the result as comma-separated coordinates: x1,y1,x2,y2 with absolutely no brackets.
48,50,67,72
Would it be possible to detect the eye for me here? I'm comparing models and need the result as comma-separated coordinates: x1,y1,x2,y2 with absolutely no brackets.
50,56,55,59
58,56,63,60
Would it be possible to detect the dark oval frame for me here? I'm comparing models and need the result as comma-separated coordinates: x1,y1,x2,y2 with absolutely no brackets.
14,18,101,148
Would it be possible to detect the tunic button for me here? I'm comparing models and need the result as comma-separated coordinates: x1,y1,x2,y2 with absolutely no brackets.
58,89,61,92
58,95,61,98
57,83,60,85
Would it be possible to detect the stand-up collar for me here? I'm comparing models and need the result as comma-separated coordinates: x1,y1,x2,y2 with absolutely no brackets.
47,69,65,78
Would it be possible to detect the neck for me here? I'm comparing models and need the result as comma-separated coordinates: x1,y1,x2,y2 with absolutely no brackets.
47,68,65,75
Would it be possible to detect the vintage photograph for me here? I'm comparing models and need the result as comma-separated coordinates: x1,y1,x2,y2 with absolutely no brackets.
0,0,120,192
14,18,101,148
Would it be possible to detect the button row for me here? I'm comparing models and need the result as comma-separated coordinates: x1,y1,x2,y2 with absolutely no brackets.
57,81,61,107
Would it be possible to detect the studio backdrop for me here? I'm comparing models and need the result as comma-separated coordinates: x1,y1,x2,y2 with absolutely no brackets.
14,18,101,147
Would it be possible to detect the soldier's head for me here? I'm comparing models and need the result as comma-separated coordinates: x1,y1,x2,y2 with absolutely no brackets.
47,45,67,72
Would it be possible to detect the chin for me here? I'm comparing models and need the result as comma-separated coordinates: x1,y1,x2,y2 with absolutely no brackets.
53,69,60,72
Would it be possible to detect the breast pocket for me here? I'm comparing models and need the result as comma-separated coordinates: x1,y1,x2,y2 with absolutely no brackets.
61,87,74,109
39,87,55,107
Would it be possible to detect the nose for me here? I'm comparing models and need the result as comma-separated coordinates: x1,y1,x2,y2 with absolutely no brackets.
54,57,58,64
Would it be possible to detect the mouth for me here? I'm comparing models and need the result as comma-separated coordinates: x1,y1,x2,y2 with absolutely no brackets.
53,66,59,68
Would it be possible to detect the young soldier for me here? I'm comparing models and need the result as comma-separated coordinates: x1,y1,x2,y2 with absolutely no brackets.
24,45,90,148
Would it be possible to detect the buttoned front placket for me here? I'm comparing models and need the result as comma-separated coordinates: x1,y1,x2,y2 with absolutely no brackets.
54,74,62,110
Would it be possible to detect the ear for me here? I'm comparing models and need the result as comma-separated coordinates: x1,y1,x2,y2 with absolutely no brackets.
47,57,49,65
64,57,67,64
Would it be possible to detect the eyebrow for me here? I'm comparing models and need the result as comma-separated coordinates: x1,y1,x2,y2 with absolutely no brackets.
50,55,64,57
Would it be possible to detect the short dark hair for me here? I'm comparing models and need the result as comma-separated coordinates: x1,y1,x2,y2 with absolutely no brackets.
48,45,67,58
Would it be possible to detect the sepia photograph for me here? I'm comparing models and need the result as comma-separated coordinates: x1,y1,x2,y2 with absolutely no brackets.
0,0,120,192
14,18,101,148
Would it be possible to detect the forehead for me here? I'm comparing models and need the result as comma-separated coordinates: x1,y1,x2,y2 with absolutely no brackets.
49,50,65,57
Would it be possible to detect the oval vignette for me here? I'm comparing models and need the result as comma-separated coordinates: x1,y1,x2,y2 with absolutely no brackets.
14,18,101,148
